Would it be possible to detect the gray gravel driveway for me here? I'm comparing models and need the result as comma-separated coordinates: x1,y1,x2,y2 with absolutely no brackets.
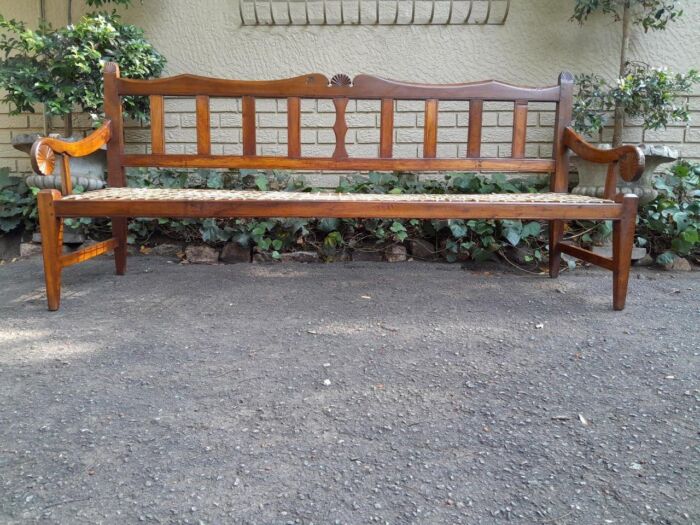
0,256,698,524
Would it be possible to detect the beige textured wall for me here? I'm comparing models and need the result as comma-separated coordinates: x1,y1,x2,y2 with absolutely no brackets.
0,0,698,177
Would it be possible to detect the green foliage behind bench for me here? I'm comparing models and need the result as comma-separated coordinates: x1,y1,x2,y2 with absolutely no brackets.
1,164,698,267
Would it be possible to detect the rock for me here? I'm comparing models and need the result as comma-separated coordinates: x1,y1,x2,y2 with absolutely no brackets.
593,245,647,261
503,245,537,266
20,242,43,258
0,232,21,259
185,244,219,264
252,250,273,263
150,243,183,258
384,244,407,262
72,239,99,255
635,254,654,267
279,251,319,263
322,246,351,262
33,230,85,245
220,242,251,263
352,249,384,262
439,239,469,262
409,239,437,260
671,257,692,272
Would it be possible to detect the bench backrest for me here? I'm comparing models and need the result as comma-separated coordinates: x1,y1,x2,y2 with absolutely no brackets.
104,63,573,192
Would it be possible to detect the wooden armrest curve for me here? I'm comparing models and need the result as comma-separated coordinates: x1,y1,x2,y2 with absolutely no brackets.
563,127,645,182
31,120,112,176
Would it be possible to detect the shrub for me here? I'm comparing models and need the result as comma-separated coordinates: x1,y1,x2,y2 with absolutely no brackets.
0,11,165,134
637,160,700,264
570,0,699,146
9,165,696,268
10,170,545,264
0,168,36,234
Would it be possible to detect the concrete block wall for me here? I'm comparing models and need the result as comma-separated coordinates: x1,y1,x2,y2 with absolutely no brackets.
1,94,699,185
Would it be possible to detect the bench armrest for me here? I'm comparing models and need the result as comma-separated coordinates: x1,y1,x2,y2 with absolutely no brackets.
30,120,112,177
563,127,645,183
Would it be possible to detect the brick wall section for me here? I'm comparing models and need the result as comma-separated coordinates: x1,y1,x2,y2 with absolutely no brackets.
2,95,699,184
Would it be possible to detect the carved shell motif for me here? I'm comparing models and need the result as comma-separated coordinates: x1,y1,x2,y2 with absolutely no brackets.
330,74,352,87
33,142,56,176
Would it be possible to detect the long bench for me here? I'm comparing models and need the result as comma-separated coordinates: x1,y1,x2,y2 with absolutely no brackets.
31,64,644,311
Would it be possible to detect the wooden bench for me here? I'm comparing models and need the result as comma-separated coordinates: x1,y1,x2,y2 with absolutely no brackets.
31,63,644,311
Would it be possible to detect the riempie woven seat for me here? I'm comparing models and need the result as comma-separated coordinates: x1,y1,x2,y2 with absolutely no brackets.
63,188,614,204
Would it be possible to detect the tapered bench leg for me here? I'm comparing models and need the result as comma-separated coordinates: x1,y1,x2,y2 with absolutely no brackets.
612,194,639,311
37,190,64,311
112,217,128,275
548,220,564,278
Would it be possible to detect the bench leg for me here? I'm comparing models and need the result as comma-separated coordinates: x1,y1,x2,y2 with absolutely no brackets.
37,190,64,311
548,220,564,278
112,217,128,275
612,194,638,311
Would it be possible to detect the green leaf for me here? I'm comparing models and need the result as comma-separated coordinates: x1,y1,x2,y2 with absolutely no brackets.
521,221,542,238
656,252,675,266
680,227,698,244
323,231,343,249
448,220,467,238
318,218,339,232
390,221,406,233
504,228,521,247
254,175,268,191
0,216,21,232
206,172,223,189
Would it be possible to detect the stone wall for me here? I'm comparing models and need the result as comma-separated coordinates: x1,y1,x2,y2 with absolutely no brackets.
1,94,698,184
1,0,698,180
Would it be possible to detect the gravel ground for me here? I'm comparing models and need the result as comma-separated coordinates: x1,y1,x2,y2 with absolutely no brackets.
0,255,698,525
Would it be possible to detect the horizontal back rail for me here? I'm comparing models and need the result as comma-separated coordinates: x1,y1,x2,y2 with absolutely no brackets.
121,155,556,172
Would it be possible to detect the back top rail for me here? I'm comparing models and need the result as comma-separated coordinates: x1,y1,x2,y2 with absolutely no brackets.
116,72,564,102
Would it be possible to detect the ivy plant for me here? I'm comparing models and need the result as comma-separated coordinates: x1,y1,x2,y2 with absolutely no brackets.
637,160,700,265
0,168,37,234
4,164,697,268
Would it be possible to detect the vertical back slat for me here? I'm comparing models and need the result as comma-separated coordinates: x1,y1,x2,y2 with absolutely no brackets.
423,98,438,158
196,95,211,155
149,95,165,154
103,62,127,275
104,63,125,187
380,98,394,158
552,72,574,192
332,97,349,159
512,100,528,159
242,96,256,156
468,99,483,158
287,96,301,158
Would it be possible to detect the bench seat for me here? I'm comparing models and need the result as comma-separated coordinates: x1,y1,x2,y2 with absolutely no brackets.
63,188,613,204
54,188,621,221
